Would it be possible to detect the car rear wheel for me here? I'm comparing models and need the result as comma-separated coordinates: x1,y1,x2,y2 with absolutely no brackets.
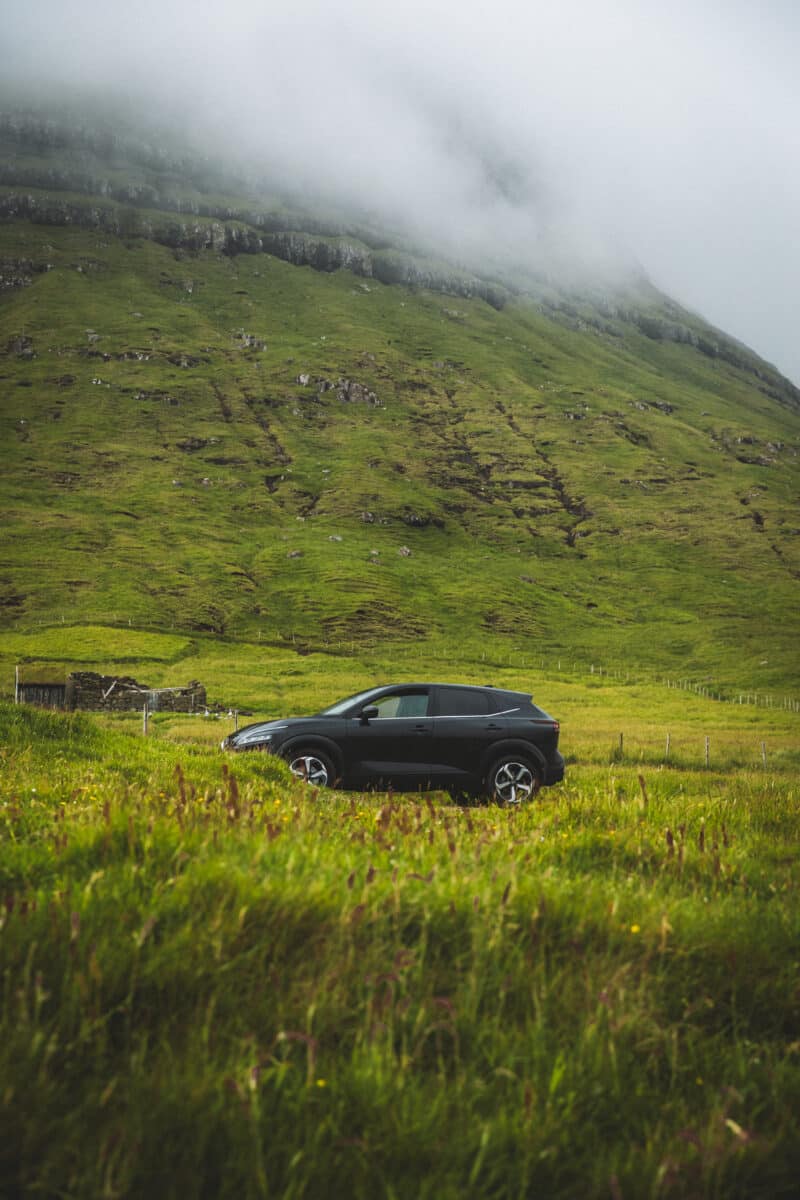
488,756,541,806
287,749,335,787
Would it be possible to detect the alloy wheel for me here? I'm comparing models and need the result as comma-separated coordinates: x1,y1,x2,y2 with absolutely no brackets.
289,754,331,786
492,760,538,805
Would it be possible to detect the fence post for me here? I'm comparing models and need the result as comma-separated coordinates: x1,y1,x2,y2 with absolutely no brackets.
619,732,624,756
234,710,239,732
14,664,19,704
665,732,670,761
761,741,767,769
143,702,149,736
705,736,710,768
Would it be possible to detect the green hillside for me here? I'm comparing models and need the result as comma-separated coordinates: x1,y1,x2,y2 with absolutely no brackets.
1,112,799,699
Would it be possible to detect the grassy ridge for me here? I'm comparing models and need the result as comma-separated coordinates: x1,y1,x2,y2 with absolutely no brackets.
1,700,798,1198
1,211,799,691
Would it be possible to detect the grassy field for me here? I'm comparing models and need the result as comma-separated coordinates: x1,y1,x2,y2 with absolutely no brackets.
1,687,798,1199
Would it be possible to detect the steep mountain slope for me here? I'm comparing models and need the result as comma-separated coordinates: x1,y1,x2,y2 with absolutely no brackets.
1,113,799,693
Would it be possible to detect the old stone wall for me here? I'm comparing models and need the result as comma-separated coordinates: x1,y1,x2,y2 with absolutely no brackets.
64,672,206,713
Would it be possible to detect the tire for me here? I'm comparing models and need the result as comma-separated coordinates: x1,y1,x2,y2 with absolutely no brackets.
487,755,541,806
286,748,336,787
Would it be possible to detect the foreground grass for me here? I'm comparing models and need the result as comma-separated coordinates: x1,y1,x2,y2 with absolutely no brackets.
1,701,799,1199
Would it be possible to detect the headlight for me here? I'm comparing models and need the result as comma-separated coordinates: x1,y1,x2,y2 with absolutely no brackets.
230,725,288,749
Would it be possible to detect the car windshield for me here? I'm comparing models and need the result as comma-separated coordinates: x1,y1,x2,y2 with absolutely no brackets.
318,687,382,716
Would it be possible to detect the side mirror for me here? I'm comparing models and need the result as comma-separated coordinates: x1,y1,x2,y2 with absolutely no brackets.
360,705,380,723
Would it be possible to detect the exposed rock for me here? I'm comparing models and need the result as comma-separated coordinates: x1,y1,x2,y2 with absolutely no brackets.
7,334,34,358
260,231,373,274
0,257,42,290
166,352,206,368
235,331,266,350
176,437,211,452
336,378,380,406
402,511,444,529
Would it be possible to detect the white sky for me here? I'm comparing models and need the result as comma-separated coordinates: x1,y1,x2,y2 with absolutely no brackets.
3,0,799,383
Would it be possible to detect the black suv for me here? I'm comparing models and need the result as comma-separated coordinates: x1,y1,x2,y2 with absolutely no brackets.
222,682,564,803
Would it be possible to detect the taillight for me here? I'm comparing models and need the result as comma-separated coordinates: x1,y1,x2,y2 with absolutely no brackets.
552,721,560,734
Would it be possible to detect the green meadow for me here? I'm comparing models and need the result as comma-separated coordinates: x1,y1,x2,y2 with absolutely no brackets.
1,664,799,1198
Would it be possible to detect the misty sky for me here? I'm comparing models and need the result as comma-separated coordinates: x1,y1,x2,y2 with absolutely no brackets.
3,0,799,384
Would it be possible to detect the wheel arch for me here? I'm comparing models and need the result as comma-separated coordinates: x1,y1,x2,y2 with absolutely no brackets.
280,735,343,777
481,739,546,779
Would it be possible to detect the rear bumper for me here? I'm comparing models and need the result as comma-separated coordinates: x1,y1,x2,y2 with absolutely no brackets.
544,751,565,786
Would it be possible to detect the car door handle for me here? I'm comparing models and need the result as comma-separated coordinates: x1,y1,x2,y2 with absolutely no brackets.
413,723,431,734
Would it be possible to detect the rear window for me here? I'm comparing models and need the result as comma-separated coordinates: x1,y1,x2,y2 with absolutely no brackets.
511,700,553,719
436,688,491,716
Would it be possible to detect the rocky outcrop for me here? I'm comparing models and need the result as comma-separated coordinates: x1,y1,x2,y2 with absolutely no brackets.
0,186,512,306
6,333,35,358
543,296,800,414
296,374,381,406
0,256,51,290
2,171,798,409
259,231,373,273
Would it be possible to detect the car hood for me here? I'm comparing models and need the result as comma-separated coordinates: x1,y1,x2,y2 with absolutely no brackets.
225,715,321,747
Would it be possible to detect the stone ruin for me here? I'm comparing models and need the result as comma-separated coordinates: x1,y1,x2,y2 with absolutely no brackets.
18,670,206,713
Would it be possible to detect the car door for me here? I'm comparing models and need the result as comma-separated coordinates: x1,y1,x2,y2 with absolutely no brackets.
428,687,508,787
344,686,433,788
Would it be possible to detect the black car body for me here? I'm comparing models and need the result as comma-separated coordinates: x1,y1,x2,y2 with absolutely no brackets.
222,682,564,803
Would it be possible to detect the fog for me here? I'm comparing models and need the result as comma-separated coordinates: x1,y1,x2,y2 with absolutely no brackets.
3,0,799,383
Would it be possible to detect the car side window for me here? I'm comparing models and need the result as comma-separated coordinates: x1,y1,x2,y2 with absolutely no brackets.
371,691,429,718
436,688,490,716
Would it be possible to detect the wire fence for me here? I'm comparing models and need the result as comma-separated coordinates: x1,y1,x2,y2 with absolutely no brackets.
10,615,800,714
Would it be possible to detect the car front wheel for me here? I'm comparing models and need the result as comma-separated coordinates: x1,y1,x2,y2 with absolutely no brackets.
488,756,541,806
287,748,336,787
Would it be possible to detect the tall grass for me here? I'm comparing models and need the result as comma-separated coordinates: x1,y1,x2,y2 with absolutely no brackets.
1,701,798,1197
